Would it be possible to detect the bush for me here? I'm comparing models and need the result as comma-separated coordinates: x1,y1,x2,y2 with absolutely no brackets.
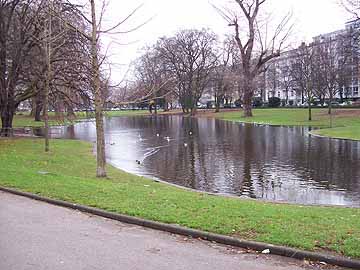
234,99,242,108
268,97,281,108
252,97,263,107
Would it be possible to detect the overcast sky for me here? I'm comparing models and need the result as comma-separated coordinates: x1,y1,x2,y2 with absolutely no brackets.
99,0,350,82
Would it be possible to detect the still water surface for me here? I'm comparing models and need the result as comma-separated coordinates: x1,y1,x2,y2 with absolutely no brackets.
49,115,360,206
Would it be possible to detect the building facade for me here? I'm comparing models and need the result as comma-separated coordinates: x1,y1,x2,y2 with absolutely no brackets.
263,20,360,105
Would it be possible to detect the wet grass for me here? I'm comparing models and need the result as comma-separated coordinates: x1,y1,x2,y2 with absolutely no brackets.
217,108,360,140
0,138,359,259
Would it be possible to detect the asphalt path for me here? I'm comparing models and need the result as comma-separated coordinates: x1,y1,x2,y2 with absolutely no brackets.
0,191,346,270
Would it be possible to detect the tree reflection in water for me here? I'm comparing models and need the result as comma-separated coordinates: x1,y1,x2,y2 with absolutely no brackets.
46,115,360,206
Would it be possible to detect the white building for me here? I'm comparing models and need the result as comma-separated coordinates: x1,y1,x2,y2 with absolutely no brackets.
264,20,360,105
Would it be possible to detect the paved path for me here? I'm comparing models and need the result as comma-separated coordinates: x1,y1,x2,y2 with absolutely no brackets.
0,191,344,270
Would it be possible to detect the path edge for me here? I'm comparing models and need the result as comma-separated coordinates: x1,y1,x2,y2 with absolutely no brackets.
1,186,359,269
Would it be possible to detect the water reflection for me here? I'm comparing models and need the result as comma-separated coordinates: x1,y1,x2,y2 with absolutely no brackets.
47,115,360,206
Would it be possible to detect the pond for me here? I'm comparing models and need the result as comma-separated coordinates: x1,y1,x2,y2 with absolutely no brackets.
47,115,360,207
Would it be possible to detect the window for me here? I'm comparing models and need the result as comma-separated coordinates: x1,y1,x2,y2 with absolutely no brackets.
277,91,281,98
354,87,359,96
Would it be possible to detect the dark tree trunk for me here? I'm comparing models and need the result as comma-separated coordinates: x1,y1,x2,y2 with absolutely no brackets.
329,102,333,127
34,99,43,122
66,104,76,119
339,89,344,103
242,76,254,117
163,99,169,112
243,90,253,117
1,107,15,137
302,91,305,104
328,92,333,115
55,101,65,121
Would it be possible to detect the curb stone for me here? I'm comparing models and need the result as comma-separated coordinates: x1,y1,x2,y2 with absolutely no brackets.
1,186,359,269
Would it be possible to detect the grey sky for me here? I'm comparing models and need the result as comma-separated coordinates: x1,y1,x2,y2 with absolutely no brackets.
100,0,350,82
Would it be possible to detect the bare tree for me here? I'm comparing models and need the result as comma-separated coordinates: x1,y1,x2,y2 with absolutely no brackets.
341,0,360,18
265,62,279,99
291,43,315,121
0,0,46,136
215,0,292,117
156,29,218,114
0,0,94,138
64,0,145,177
313,34,350,126
133,46,174,114
211,37,237,112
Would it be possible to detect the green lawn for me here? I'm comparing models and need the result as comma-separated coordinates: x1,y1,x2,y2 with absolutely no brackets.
217,108,360,140
312,126,360,140
0,138,359,259
104,110,150,117
10,110,149,128
10,114,76,128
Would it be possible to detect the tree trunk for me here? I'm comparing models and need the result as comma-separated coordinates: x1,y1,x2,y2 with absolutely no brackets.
91,0,106,178
43,1,53,153
328,92,333,115
149,104,153,114
66,104,76,120
215,95,220,113
191,107,197,116
34,99,43,122
215,105,220,113
1,108,15,137
339,89,344,103
43,75,50,152
30,99,35,117
243,89,253,117
163,98,169,112
55,100,65,121
329,102,333,128
308,103,312,121
242,76,253,117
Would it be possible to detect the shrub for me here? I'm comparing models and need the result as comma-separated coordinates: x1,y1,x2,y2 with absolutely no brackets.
234,99,242,108
268,97,281,108
252,97,263,107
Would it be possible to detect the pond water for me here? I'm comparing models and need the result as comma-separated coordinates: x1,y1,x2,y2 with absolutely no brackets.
47,115,360,206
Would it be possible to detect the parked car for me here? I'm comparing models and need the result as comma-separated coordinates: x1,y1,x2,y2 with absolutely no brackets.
326,101,340,107
340,101,353,106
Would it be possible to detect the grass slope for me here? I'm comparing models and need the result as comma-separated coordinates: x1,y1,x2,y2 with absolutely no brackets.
0,138,359,258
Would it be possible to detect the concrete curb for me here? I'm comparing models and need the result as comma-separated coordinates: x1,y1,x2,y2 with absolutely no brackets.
1,186,359,269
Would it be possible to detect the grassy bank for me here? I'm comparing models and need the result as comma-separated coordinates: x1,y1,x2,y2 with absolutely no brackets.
217,108,360,140
0,138,359,259
10,110,149,128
